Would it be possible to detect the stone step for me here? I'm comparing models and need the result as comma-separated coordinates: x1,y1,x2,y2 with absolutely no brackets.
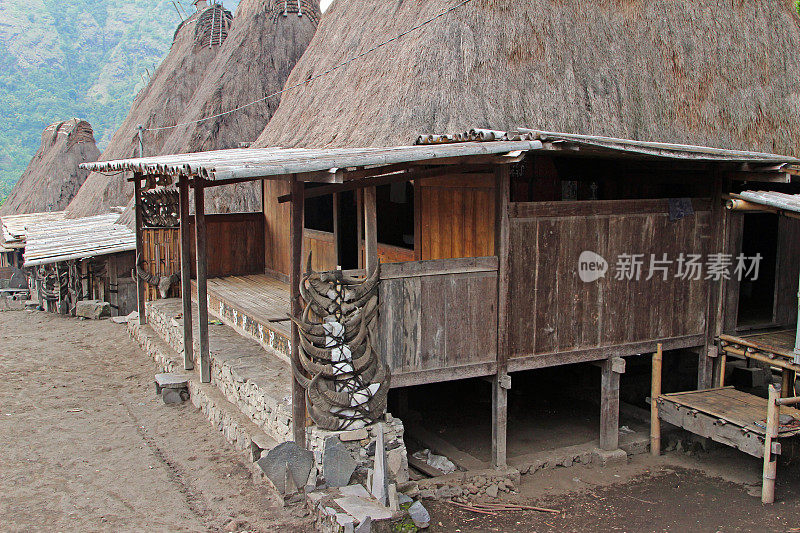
134,299,410,489
129,320,279,463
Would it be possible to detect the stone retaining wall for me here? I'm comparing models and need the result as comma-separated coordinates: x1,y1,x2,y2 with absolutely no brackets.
139,299,409,484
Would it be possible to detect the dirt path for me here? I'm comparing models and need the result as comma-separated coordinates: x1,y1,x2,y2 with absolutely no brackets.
0,310,312,533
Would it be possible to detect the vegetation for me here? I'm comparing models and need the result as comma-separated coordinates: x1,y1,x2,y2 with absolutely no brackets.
0,0,237,204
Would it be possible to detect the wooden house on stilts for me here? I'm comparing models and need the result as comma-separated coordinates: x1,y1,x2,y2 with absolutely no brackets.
87,0,800,477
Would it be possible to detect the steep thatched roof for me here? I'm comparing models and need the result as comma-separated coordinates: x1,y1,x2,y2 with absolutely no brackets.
159,0,320,214
75,0,320,224
0,119,99,216
65,8,224,219
255,0,800,157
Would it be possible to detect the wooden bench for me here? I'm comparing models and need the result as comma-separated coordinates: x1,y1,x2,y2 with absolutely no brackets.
650,344,800,503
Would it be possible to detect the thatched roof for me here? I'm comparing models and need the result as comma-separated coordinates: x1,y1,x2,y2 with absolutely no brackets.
0,119,99,216
255,0,800,157
70,0,320,222
64,9,224,219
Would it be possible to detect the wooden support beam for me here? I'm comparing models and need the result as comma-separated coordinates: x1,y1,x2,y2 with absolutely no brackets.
600,357,624,451
492,165,511,468
178,174,194,371
651,344,663,456
194,180,210,383
133,173,146,325
289,176,307,446
762,384,780,504
332,192,340,268
356,189,364,269
700,173,726,389
364,186,378,274
276,164,495,203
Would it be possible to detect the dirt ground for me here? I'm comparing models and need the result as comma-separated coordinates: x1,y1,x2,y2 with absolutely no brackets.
426,442,800,532
0,310,312,533
4,309,800,532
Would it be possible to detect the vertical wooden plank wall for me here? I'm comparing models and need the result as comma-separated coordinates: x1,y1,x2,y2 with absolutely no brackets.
264,179,292,278
416,174,496,260
506,199,712,367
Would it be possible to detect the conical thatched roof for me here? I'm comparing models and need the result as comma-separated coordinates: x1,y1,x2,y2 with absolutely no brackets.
255,0,800,157
160,0,320,214
65,7,225,219
75,0,320,224
0,119,100,216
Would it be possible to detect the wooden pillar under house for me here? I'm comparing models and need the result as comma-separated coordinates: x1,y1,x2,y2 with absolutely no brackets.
600,357,625,451
133,174,147,325
290,175,307,446
493,165,510,468
194,179,211,383
701,171,727,389
179,174,194,371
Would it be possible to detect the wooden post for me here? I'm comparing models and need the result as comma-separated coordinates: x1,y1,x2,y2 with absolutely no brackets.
194,179,210,383
492,165,510,468
356,189,364,268
762,383,780,504
651,343,663,456
718,349,727,388
332,192,341,268
781,369,795,399
290,176,307,446
133,174,146,325
600,357,624,451
179,174,194,371
364,186,378,274
701,172,729,388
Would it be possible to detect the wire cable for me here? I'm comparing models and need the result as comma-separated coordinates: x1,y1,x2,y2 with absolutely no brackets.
145,0,474,132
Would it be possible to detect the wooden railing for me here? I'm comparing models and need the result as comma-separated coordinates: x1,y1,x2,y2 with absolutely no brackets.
372,256,499,387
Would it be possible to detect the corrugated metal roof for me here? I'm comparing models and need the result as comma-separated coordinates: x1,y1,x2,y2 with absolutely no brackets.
418,128,800,165
24,213,136,267
0,211,66,248
81,141,543,180
736,191,800,214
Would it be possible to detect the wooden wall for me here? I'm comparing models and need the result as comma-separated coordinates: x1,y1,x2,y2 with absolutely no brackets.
141,212,265,301
263,179,291,277
376,257,499,387
507,199,712,369
416,174,496,260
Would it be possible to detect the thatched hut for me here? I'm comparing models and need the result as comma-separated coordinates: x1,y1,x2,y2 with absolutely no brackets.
0,119,99,216
255,0,800,155
64,3,229,219
71,0,320,220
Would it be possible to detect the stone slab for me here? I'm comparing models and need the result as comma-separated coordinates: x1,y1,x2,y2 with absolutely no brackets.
155,373,191,389
323,437,357,488
340,484,371,499
333,496,393,523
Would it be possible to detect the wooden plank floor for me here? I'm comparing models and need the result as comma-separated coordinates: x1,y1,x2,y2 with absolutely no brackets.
662,386,800,437
204,274,291,337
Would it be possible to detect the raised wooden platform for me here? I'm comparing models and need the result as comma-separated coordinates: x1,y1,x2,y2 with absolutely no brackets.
719,328,800,375
192,274,291,361
657,387,800,458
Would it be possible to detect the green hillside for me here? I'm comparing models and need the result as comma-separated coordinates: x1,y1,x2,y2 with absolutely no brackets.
0,0,238,202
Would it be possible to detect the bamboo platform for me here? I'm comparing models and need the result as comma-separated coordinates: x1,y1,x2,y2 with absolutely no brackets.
719,329,800,372
659,387,800,438
191,274,292,359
